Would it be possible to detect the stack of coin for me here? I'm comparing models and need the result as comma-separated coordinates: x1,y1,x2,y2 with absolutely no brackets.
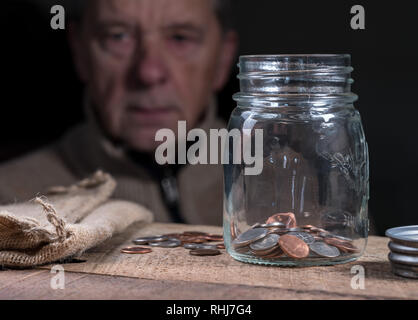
386,225,418,279
231,212,359,260
121,231,224,256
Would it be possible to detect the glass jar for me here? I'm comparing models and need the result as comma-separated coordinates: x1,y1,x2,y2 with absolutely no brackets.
223,54,369,266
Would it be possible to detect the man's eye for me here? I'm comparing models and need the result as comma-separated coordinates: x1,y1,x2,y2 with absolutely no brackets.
166,32,200,57
171,34,192,43
109,32,130,41
101,29,135,57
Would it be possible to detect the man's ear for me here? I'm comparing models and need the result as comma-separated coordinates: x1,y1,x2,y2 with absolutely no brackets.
213,30,239,91
68,22,89,83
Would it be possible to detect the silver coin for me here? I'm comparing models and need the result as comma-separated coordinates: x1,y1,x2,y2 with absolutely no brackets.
309,241,340,257
318,231,332,238
234,246,251,254
259,222,286,228
133,235,168,245
149,239,182,248
250,234,280,251
288,231,315,245
232,228,269,248
183,243,217,250
286,227,304,233
252,245,280,256
268,228,289,235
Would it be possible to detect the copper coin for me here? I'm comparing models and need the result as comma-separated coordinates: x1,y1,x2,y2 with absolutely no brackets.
181,236,208,244
121,247,152,254
183,231,208,236
189,249,221,256
163,233,182,239
323,238,359,253
310,227,329,234
230,223,238,240
301,225,315,230
278,234,310,259
204,234,224,242
265,212,297,228
216,243,225,249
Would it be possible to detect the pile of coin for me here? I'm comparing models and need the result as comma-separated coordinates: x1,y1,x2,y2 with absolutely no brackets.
121,231,224,256
232,212,359,260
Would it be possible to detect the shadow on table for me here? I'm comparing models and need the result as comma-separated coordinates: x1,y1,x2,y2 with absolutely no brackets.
358,261,410,281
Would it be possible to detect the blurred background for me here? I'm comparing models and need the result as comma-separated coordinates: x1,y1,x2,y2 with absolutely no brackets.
1,0,417,235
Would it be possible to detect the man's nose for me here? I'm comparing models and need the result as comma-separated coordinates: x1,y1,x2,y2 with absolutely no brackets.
132,41,168,87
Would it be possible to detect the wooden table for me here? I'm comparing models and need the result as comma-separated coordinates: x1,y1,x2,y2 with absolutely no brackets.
0,223,416,300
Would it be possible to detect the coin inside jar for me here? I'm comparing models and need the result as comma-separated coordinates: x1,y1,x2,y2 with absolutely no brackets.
325,234,354,242
261,246,284,259
249,233,279,251
252,245,280,257
121,247,152,254
323,238,359,253
256,222,286,229
278,234,310,259
232,228,269,248
309,241,340,257
287,231,315,245
189,249,221,256
265,212,297,228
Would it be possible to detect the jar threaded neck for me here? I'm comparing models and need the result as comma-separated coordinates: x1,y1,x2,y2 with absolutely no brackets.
234,54,357,106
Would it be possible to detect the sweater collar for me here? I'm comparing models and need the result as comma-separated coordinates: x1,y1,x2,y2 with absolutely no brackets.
83,94,219,165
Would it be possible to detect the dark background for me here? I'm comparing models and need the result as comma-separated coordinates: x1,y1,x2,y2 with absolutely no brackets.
1,0,417,235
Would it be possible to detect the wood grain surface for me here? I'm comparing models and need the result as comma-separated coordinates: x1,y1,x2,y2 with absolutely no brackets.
0,223,417,299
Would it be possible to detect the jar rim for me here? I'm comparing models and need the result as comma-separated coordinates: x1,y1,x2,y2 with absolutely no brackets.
238,54,352,73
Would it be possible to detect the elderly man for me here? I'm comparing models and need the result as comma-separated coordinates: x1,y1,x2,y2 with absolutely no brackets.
0,0,238,225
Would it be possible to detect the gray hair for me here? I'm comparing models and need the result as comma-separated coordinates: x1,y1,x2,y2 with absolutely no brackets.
69,0,234,31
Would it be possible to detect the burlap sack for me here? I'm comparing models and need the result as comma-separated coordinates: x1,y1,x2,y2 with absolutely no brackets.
0,171,153,268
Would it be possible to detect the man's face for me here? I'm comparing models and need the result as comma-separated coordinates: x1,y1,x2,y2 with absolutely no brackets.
72,0,236,151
